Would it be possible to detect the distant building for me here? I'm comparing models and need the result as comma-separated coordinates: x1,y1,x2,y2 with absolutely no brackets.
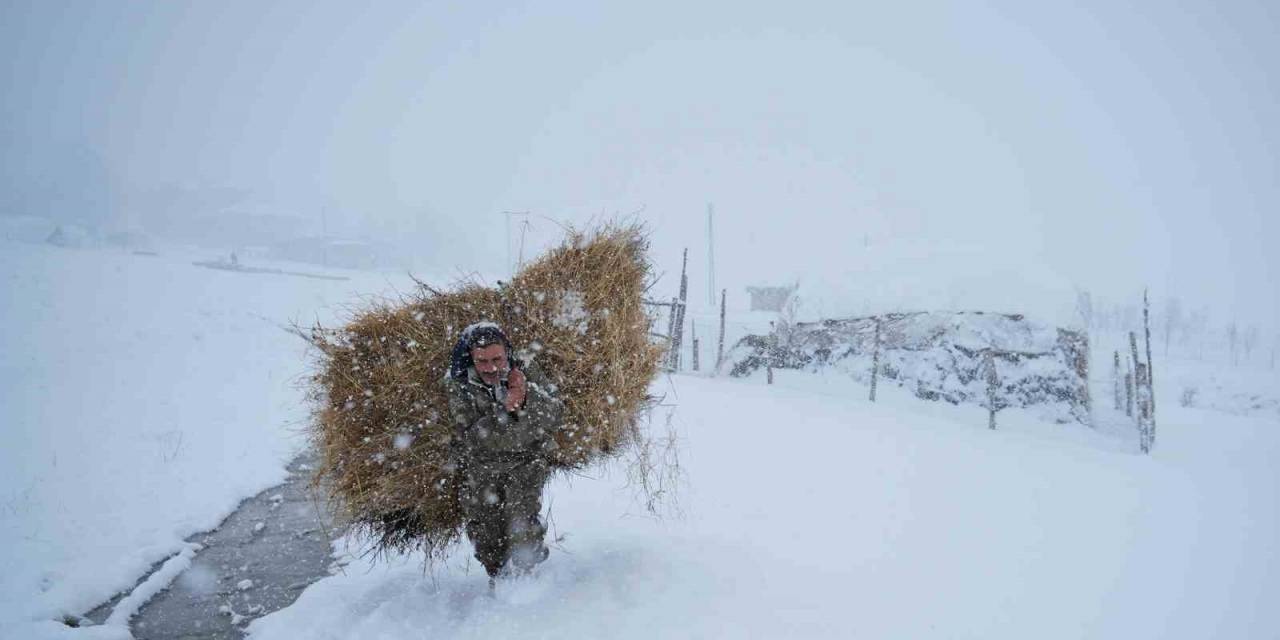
45,224,95,248
746,284,797,312
1,215,57,243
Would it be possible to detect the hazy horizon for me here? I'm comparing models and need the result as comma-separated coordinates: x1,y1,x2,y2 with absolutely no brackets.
3,1,1276,328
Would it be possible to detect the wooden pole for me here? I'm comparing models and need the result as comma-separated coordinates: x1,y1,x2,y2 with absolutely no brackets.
1136,362,1151,453
1129,331,1142,422
1125,363,1134,418
985,351,999,430
869,317,882,402
1113,351,1123,411
691,324,700,372
716,289,727,372
665,296,679,372
673,249,689,371
1143,288,1157,433
1137,364,1151,423
767,321,775,385
1130,330,1149,452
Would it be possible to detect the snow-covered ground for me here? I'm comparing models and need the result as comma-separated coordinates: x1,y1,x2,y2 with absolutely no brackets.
246,370,1279,639
4,238,1277,639
0,241,421,639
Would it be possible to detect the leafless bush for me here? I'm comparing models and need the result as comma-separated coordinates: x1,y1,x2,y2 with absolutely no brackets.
623,400,685,520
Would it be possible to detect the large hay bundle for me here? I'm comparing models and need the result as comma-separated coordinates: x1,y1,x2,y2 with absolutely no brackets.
309,225,665,557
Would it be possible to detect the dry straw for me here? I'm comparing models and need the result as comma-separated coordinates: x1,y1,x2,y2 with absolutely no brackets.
308,224,666,558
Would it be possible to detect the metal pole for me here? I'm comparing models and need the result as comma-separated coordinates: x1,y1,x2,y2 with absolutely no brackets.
517,219,532,270
501,211,529,278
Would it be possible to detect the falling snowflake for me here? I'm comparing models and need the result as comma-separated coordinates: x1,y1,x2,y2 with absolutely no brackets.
553,291,590,335
393,433,414,450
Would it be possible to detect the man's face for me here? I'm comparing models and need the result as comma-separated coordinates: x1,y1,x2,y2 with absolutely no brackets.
471,343,508,386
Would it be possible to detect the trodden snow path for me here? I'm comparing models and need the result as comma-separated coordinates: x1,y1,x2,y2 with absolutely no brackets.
0,241,424,638
76,454,338,640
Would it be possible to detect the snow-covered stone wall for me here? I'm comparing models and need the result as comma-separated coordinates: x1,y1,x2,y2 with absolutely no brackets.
721,311,1091,424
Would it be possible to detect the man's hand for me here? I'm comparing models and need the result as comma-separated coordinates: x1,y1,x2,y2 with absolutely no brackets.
504,367,527,412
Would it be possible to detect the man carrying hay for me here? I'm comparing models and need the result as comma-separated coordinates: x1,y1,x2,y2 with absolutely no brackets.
445,322,564,584
310,225,666,583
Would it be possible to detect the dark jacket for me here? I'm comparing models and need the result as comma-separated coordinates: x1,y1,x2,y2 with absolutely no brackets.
445,360,565,464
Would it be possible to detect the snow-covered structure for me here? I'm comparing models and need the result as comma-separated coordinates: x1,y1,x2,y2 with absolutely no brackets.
45,224,97,248
1,214,56,243
721,311,1090,424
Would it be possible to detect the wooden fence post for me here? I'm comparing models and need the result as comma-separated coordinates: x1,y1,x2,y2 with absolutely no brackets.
1130,330,1153,453
1125,365,1134,418
870,317,882,402
691,324,700,372
665,296,679,372
1129,331,1142,424
767,321,775,385
1113,351,1123,411
1136,362,1151,453
716,289,726,372
670,249,689,372
985,351,1000,430
1143,289,1157,444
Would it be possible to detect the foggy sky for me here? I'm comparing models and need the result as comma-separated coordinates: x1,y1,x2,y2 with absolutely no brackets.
2,1,1276,327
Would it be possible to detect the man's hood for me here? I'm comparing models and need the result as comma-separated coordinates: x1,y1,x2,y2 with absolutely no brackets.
448,321,517,382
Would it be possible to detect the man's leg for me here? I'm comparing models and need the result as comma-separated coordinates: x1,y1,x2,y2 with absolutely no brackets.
504,460,550,573
461,464,509,577
464,511,507,577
